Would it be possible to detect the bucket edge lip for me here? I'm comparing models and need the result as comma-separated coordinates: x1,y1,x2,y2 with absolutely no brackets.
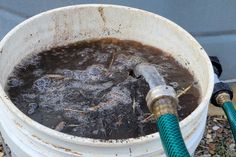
0,4,214,146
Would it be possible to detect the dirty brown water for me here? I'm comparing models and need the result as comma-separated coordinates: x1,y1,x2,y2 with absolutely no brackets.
6,38,200,140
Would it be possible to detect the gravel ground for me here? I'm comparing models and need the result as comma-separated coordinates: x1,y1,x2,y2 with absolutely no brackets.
0,115,235,157
195,115,236,157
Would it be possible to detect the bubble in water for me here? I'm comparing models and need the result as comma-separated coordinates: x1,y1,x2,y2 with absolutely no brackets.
90,86,132,111
77,48,94,66
112,54,145,72
21,93,37,103
92,129,99,135
8,77,23,87
169,82,179,88
63,70,74,78
96,53,109,63
74,64,107,83
33,69,44,77
33,77,52,92
27,103,39,115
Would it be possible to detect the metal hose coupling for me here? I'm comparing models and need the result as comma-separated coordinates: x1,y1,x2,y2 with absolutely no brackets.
211,81,233,107
146,85,178,119
216,92,231,106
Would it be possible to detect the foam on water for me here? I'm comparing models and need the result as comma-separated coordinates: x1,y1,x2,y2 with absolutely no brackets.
6,38,200,139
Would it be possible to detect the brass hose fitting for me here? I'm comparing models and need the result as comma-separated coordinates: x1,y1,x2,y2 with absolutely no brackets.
146,85,178,119
211,82,233,107
152,97,178,119
216,92,231,106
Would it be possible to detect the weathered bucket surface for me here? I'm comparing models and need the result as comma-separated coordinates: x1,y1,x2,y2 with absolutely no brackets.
0,4,214,157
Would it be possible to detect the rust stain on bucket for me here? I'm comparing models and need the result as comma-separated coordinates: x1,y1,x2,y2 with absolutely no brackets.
52,13,74,45
98,7,106,24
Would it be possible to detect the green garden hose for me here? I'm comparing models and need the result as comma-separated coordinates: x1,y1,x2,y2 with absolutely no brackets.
134,63,191,157
157,114,190,157
222,101,236,142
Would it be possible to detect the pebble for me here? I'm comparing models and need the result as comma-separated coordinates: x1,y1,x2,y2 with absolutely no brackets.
229,143,235,150
208,138,213,143
217,128,223,133
212,125,220,131
209,150,215,155
208,143,216,151
206,134,211,139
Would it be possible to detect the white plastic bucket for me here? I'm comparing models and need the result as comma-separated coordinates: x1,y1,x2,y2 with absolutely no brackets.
0,4,214,157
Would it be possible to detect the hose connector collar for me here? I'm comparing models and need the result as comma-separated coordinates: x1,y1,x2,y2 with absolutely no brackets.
216,92,231,106
146,85,178,118
211,82,233,107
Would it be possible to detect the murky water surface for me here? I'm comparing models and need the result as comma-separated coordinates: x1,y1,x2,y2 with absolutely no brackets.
6,38,200,139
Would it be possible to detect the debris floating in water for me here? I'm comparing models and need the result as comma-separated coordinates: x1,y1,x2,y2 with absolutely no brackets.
7,38,200,139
